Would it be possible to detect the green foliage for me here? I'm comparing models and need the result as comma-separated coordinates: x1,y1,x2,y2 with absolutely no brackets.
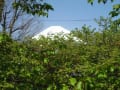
69,78,77,86
88,0,114,4
88,0,120,18
109,4,120,17
0,20,120,89
12,0,54,17
1,0,53,20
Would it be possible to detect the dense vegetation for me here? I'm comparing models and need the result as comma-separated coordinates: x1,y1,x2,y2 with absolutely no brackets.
0,20,120,89
0,0,120,89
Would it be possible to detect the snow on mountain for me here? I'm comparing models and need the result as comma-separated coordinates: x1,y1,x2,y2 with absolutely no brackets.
32,26,83,42
33,26,70,39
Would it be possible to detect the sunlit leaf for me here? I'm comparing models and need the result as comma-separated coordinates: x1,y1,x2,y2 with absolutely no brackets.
76,81,82,90
69,78,77,86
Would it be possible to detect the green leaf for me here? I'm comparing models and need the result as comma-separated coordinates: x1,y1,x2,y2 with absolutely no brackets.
98,0,101,3
109,11,119,17
113,4,120,10
7,70,15,75
0,35,3,42
2,83,14,88
98,0,107,4
86,77,92,83
110,67,114,72
62,84,69,90
69,78,77,86
12,3,17,8
88,0,94,5
111,0,114,2
76,81,82,90
26,73,31,77
44,58,49,64
47,85,52,90
97,73,107,78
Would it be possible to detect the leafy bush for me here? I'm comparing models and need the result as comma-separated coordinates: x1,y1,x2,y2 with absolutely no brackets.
0,26,120,89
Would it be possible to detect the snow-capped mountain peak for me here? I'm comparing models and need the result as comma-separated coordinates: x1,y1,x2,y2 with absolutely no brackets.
33,26,70,39
32,26,83,43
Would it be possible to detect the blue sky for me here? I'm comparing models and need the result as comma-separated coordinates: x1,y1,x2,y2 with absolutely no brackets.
41,0,119,30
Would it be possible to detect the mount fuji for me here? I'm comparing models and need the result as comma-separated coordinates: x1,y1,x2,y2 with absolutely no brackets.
32,26,82,42
33,26,70,39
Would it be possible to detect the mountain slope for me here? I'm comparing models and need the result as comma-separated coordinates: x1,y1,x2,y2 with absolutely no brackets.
33,26,70,39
